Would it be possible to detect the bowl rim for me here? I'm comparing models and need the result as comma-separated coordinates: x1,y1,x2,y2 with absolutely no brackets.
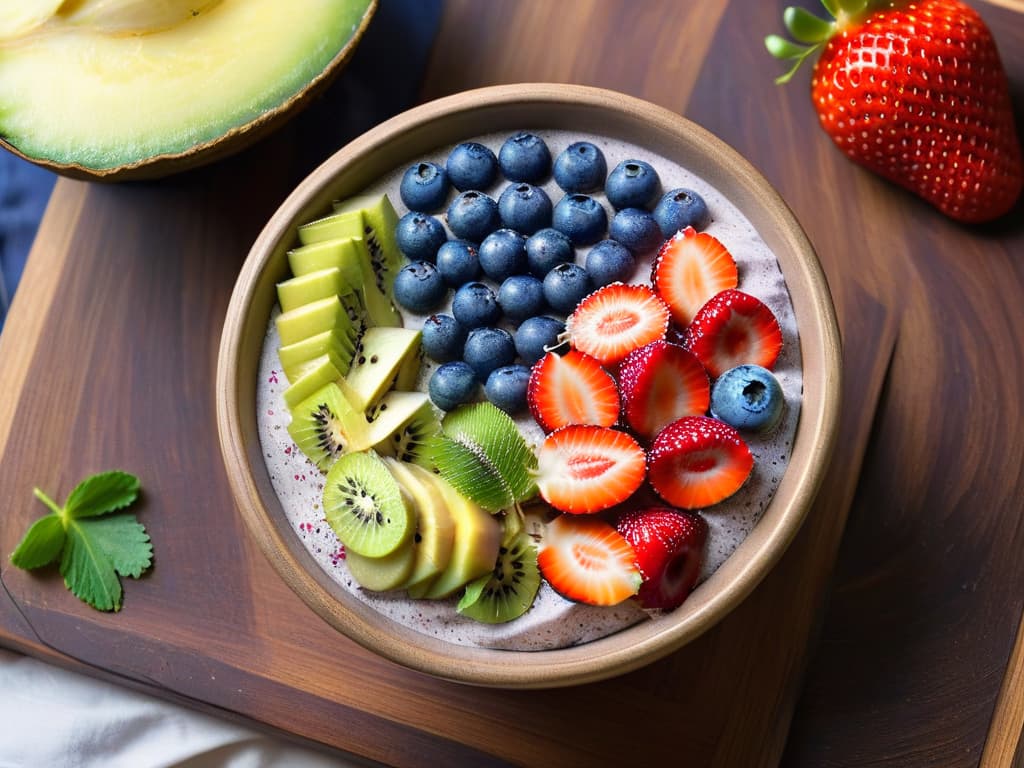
216,83,842,689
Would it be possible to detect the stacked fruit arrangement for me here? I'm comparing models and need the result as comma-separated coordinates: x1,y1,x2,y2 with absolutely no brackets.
271,132,794,627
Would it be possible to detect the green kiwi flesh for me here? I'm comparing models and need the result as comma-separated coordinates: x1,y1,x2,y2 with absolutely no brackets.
457,529,540,624
384,459,455,590
277,267,352,314
275,295,361,350
365,391,439,467
323,451,412,558
279,330,355,382
345,541,416,592
282,353,347,410
332,193,404,318
344,327,421,411
287,382,371,471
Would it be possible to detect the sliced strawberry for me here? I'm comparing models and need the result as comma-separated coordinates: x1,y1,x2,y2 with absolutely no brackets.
618,340,710,440
536,425,646,514
617,507,707,610
652,227,738,326
682,289,782,379
647,416,753,509
538,514,642,606
527,349,619,433
566,283,669,367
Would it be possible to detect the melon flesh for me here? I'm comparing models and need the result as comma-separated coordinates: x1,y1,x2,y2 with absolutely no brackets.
0,0,371,169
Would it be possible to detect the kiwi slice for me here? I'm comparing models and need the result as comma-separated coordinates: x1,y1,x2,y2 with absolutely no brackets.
323,451,412,558
275,295,361,350
457,529,540,624
366,392,440,468
287,382,370,471
344,327,422,411
384,459,455,590
346,542,416,592
287,238,365,287
278,330,355,382
428,402,538,512
332,194,404,311
277,267,346,313
282,353,346,410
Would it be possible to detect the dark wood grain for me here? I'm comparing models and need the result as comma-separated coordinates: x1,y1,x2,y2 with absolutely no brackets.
0,0,1021,765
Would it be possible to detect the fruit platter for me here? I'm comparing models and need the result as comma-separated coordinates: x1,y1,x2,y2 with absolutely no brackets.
217,84,841,686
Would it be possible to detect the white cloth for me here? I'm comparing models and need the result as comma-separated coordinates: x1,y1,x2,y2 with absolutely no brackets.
0,649,367,768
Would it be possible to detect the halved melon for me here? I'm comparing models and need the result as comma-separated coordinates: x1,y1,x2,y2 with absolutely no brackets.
0,0,376,179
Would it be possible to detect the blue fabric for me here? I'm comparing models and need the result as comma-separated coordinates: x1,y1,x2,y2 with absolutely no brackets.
0,0,442,332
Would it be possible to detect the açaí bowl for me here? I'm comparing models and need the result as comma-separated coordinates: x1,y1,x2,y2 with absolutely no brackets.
216,83,842,689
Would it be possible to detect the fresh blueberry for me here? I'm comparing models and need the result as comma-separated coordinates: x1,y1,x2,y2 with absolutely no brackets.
400,162,449,212
710,364,785,433
446,142,499,192
513,316,566,364
393,260,446,314
436,240,481,287
463,327,516,382
609,207,663,254
605,159,660,210
525,227,574,278
543,262,592,315
498,182,552,235
478,228,528,282
653,188,710,237
498,132,551,183
395,212,447,262
497,274,546,324
446,190,500,242
553,141,607,193
585,239,636,287
451,281,501,328
485,365,531,414
552,194,607,246
421,314,467,363
429,361,479,411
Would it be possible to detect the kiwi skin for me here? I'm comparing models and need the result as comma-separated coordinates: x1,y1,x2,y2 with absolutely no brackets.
323,451,413,558
457,529,540,624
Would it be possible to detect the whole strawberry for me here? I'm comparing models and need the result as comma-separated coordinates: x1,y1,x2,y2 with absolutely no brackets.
767,0,1022,223
617,507,708,610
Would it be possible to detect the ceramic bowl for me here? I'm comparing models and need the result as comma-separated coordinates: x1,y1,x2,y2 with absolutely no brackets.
216,83,841,688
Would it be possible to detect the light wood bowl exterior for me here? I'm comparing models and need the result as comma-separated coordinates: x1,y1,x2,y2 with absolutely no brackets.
0,1,377,182
216,83,842,688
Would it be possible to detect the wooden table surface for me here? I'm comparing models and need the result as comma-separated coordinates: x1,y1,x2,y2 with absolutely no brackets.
1,1,1023,766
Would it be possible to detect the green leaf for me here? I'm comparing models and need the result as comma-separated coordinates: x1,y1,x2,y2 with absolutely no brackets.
765,34,810,61
773,44,822,84
76,514,152,578
65,470,140,519
820,0,841,17
9,515,65,570
61,520,123,611
784,7,834,44
836,0,867,16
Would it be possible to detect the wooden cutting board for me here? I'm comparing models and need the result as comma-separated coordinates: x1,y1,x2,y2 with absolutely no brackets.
1,1,1019,765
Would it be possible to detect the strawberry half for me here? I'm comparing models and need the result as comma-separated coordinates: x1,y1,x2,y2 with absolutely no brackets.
652,227,738,326
682,289,782,379
618,339,710,441
536,425,646,514
527,349,619,433
616,507,708,610
647,416,753,509
538,514,642,606
768,0,1022,223
566,283,670,367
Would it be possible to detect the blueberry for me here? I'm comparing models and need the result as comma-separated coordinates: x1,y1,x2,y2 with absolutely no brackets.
446,142,499,192
525,228,574,278
463,327,516,382
552,194,607,246
478,228,528,282
421,314,467,363
605,159,660,210
429,361,479,411
446,190,500,242
436,239,481,287
553,141,607,193
498,132,551,183
485,365,531,414
395,212,447,262
497,274,546,324
451,281,501,328
400,162,449,212
393,260,446,314
653,188,710,237
710,365,785,433
609,207,663,254
498,182,552,235
514,315,565,364
543,262,592,315
585,239,636,287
